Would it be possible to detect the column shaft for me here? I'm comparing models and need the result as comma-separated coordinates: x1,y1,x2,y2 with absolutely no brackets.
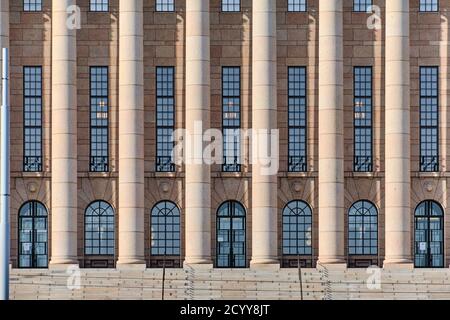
318,0,345,265
117,0,145,265
384,0,412,266
184,0,212,265
51,0,78,265
251,0,278,265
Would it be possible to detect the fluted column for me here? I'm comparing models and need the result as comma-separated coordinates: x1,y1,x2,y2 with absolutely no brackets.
384,0,412,267
318,0,345,265
50,0,78,265
250,0,278,266
184,0,212,265
117,0,145,265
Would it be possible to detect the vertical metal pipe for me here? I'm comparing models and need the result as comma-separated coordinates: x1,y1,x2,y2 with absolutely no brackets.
0,47,10,300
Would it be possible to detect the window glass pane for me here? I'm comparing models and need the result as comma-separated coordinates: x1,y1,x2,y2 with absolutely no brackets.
24,0,42,11
288,67,307,172
353,0,372,12
156,0,175,12
156,67,175,172
19,202,48,268
222,0,240,12
288,0,307,12
414,201,444,267
354,67,373,172
85,201,115,256
282,201,313,255
348,201,378,256
90,0,109,11
90,67,109,172
216,202,246,267
24,67,43,172
420,67,439,172
420,0,439,12
151,201,181,256
222,67,241,172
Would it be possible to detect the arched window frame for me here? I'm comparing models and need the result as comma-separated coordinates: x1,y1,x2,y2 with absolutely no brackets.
282,200,313,256
84,200,115,256
414,200,444,268
18,201,48,268
348,200,378,256
216,201,246,268
150,201,181,256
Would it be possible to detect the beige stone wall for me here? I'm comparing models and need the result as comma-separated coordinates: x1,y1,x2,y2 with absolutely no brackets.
5,0,450,268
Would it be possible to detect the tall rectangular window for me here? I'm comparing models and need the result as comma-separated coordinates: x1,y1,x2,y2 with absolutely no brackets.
420,0,439,12
288,0,307,12
353,0,372,12
222,0,240,12
23,67,43,172
90,0,109,12
354,67,373,172
156,67,175,172
156,0,175,12
420,67,439,172
288,67,307,172
222,67,241,172
24,0,42,11
90,67,109,172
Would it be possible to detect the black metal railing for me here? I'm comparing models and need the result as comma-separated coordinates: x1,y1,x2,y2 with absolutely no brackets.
156,156,175,172
90,156,109,172
420,155,439,172
288,156,307,172
354,156,373,172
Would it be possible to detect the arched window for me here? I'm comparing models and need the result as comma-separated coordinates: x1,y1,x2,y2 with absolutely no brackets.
216,201,246,268
348,200,378,255
151,201,181,256
415,200,444,268
85,201,115,255
282,200,312,255
19,201,48,268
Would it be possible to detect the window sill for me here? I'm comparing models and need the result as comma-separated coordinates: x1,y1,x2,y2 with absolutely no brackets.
283,171,317,178
416,172,441,178
15,172,49,178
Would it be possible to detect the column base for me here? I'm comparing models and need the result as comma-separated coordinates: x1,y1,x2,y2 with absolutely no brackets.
250,262,280,271
49,258,79,270
383,259,414,270
250,257,280,270
183,262,214,270
49,263,79,271
317,258,347,270
184,258,213,265
116,258,147,271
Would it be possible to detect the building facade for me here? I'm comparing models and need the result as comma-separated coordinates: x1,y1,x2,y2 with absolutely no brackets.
0,0,449,272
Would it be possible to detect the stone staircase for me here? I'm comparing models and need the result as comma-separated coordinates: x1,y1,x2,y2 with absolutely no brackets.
9,267,450,300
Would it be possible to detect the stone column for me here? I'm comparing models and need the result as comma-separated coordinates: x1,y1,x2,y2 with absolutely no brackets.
184,0,212,265
250,0,279,266
117,0,145,266
384,0,412,267
318,0,346,265
50,0,78,265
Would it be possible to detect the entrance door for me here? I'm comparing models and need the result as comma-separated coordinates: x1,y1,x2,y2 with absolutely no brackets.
19,201,48,268
414,200,444,268
216,201,246,268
